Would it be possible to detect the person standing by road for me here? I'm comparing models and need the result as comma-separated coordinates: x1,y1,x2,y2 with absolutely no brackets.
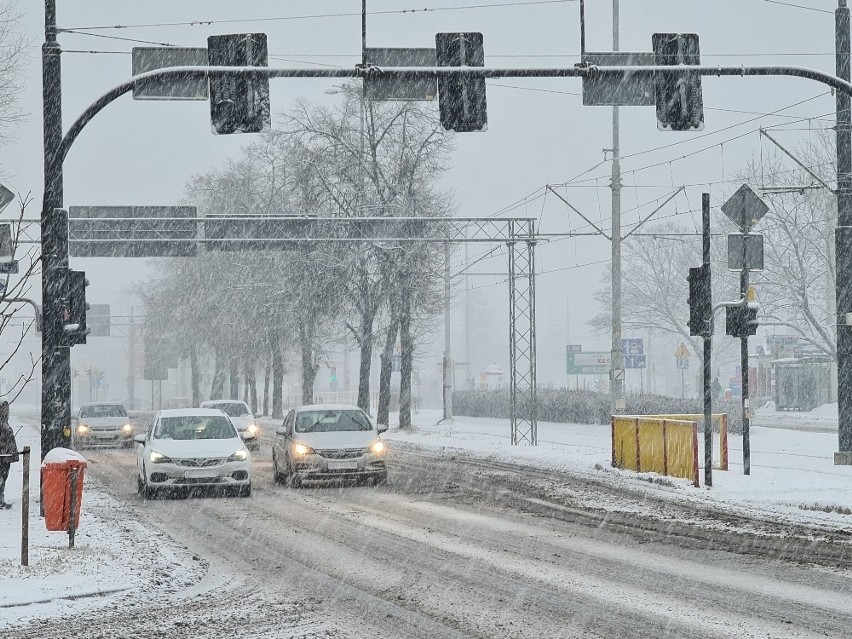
0,401,19,509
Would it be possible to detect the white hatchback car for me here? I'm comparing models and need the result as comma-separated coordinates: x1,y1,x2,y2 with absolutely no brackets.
200,399,261,450
272,404,388,487
135,408,251,499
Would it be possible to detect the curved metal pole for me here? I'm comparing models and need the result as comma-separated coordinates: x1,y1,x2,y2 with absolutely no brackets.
54,63,852,176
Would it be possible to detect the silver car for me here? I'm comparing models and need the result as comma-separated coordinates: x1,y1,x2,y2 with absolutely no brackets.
73,402,135,448
135,408,252,499
272,404,388,487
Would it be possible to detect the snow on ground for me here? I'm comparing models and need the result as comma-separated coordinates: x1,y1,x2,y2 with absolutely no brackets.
383,408,852,530
0,418,205,629
752,401,838,433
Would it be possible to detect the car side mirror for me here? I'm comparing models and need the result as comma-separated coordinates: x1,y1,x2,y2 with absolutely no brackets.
376,423,388,434
133,434,146,444
275,426,287,436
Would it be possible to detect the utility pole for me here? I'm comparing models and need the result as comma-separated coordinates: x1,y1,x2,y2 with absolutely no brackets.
128,307,136,409
610,0,625,414
702,193,713,488
835,1,852,463
442,241,453,422
41,0,70,461
740,226,751,475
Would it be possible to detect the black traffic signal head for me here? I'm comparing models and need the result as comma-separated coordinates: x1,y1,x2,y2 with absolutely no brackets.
435,32,487,132
59,268,90,346
726,303,758,338
653,33,704,132
208,33,270,135
687,264,711,337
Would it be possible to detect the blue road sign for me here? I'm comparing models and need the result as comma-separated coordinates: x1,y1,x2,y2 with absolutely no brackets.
621,338,644,356
624,354,647,369
676,357,690,370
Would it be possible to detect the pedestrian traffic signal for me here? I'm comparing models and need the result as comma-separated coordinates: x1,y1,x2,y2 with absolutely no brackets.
652,33,704,131
687,264,711,337
435,32,487,132
726,304,758,338
208,33,270,135
59,268,90,346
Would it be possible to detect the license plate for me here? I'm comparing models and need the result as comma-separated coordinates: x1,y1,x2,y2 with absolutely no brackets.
184,469,219,479
93,431,116,439
327,460,358,470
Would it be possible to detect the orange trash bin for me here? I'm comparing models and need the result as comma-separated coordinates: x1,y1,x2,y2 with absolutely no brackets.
41,448,87,532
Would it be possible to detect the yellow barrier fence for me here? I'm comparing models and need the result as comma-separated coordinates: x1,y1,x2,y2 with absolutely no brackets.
611,416,700,487
643,413,729,471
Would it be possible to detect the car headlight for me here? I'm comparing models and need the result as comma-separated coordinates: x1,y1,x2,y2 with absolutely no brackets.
246,423,259,436
149,450,172,464
76,423,89,435
121,423,134,434
228,448,249,462
292,443,315,457
370,440,386,455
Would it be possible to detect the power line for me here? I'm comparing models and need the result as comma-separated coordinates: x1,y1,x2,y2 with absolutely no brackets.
60,1,576,32
761,0,833,14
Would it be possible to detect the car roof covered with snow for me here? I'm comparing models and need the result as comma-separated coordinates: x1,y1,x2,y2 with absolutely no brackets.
201,399,248,405
80,401,126,407
294,404,365,413
156,408,229,418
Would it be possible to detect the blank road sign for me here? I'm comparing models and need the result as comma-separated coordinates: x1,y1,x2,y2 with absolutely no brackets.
582,52,655,106
727,234,764,271
365,48,437,101
132,47,209,100
69,206,198,257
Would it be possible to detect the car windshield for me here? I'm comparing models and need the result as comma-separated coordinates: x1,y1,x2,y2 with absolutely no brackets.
295,409,372,433
155,415,237,440
80,404,127,418
206,402,251,418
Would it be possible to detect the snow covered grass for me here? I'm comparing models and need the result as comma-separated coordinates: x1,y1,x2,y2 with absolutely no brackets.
383,409,852,530
0,420,204,629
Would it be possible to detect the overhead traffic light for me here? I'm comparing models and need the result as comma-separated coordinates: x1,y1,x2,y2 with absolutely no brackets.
58,268,90,346
652,33,704,131
687,264,711,337
207,33,270,135
726,304,758,338
435,32,487,132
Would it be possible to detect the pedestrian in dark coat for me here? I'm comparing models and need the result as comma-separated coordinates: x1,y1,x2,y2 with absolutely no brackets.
0,401,19,509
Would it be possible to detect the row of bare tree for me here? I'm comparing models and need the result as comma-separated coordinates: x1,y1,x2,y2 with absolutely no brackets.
134,86,455,422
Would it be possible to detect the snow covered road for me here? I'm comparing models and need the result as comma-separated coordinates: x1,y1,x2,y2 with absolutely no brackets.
5,439,850,638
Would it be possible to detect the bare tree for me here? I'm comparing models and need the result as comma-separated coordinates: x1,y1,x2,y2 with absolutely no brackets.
1,195,42,403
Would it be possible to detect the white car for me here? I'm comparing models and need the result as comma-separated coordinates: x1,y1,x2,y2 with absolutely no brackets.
272,404,388,487
200,400,261,450
135,408,251,499
73,402,135,448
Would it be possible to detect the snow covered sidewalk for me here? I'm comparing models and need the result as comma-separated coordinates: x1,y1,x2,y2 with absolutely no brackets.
0,419,204,629
384,409,852,530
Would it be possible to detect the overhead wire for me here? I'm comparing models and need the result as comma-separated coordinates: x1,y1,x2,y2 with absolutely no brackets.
60,0,576,31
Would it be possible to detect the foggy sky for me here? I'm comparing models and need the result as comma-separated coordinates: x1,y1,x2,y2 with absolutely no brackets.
0,0,838,398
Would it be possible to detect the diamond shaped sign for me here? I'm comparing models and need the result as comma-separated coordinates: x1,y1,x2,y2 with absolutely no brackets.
721,184,769,231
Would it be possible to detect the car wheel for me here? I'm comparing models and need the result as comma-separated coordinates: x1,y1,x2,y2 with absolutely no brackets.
288,471,302,489
136,473,144,496
273,453,286,485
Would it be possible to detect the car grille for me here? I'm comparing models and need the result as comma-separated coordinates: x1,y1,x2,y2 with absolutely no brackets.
316,448,367,459
174,458,226,468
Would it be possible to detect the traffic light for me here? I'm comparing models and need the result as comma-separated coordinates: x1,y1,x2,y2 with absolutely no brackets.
687,265,711,337
726,304,758,338
652,33,704,131
59,268,90,346
207,33,270,135
435,32,487,132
